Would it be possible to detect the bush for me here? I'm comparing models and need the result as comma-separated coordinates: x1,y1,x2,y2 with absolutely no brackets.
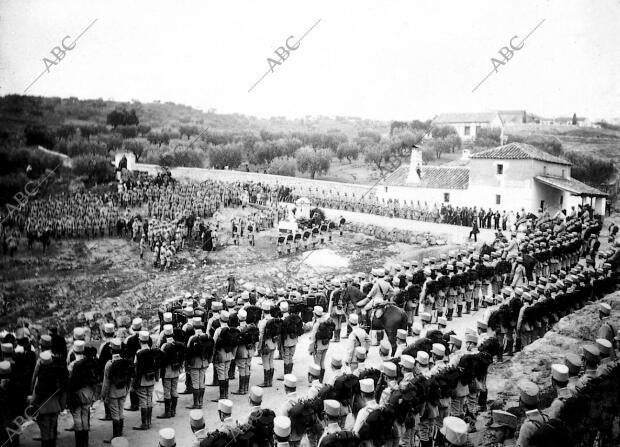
0,146,60,178
336,142,360,162
0,172,29,206
159,148,204,168
267,157,296,176
510,134,563,156
422,149,435,163
474,127,502,147
24,125,55,149
117,125,139,139
208,143,244,169
72,154,115,185
565,151,614,185
295,146,332,179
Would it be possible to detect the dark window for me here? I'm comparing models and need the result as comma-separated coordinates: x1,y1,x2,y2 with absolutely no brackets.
497,164,504,175
540,200,545,210
444,193,450,203
560,195,564,205
496,195,501,205
464,126,470,136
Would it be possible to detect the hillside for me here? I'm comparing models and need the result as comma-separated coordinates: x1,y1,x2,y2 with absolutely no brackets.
0,94,390,140
506,123,620,165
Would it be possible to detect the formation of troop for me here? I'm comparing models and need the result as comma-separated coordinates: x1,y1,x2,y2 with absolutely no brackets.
285,187,549,230
1,197,619,447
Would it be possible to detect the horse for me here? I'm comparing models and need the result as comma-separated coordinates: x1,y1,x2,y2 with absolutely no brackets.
26,230,51,253
366,304,408,356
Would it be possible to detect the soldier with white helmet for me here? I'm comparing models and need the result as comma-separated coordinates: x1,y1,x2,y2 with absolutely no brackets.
345,314,370,371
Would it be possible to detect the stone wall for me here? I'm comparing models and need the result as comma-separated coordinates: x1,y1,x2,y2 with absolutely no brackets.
125,153,375,199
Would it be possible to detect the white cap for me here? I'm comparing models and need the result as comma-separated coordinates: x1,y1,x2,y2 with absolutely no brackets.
192,317,202,326
163,312,173,322
238,309,247,321
382,362,397,378
349,314,359,325
331,354,342,368
73,327,85,338
308,364,321,377
158,428,175,447
432,343,446,357
355,347,367,360
103,323,115,334
163,324,173,335
273,416,292,438
111,437,129,447
279,302,289,312
411,323,422,335
440,417,469,446
599,302,611,315
139,331,150,342
73,340,85,353
218,399,233,414
313,306,324,316
416,351,429,366
551,364,569,382
131,318,143,329
324,399,341,417
379,339,391,355
189,410,205,428
261,302,271,311
359,378,374,393
220,311,230,322
249,386,263,403
284,374,297,388
400,354,415,369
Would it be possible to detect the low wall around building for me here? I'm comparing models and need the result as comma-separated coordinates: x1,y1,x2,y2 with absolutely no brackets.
126,156,376,200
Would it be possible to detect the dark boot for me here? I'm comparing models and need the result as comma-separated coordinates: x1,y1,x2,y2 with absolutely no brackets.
213,381,226,402
74,431,80,447
170,397,177,417
457,304,463,317
99,403,112,420
473,298,479,311
232,376,245,394
180,374,193,394
319,369,325,383
199,389,205,407
126,391,139,410
147,407,152,428
208,368,219,386
447,308,453,321
478,389,488,411
228,360,236,380
465,301,471,314
157,399,171,418
259,369,270,387
119,419,124,436
132,408,148,430
187,391,200,409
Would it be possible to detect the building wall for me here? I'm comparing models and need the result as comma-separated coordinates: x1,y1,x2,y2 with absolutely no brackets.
377,186,470,206
439,117,503,140
469,158,571,189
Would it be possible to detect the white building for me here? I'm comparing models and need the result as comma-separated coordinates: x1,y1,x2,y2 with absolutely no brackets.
379,142,607,214
434,112,503,140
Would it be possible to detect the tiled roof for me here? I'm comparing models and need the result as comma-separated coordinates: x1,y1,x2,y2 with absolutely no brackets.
470,143,572,166
435,112,500,124
382,165,469,190
535,176,608,197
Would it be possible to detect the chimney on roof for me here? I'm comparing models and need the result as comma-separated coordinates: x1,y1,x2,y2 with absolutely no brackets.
407,148,422,184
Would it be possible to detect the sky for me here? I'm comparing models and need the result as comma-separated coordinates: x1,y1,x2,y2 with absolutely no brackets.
0,0,619,122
